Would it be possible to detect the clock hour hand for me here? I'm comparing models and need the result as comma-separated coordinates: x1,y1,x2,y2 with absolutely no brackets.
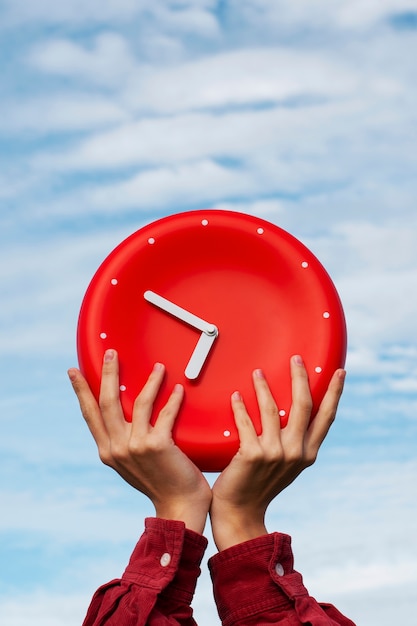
185,330,217,380
144,290,217,335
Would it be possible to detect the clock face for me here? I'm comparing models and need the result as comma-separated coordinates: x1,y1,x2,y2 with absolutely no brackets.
77,210,347,472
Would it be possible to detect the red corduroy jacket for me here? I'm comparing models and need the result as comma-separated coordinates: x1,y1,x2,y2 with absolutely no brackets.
83,518,355,626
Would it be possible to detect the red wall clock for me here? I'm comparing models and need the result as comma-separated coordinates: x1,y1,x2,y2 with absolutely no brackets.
77,210,347,471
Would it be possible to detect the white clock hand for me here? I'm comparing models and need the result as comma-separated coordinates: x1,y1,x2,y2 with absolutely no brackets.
144,290,217,335
185,330,217,380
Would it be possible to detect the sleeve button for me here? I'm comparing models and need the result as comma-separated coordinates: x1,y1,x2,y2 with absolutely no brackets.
160,552,171,567
275,562,285,576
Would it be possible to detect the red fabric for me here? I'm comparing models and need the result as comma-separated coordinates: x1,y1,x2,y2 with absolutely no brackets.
83,518,207,626
209,533,356,626
83,518,355,626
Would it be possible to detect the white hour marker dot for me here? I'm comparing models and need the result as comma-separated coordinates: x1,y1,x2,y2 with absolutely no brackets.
148,237,155,245
257,227,264,235
315,366,322,373
323,311,330,318
111,278,118,285
201,219,209,226
279,410,286,417
223,430,231,437
120,385,126,392
301,261,309,268
100,332,107,339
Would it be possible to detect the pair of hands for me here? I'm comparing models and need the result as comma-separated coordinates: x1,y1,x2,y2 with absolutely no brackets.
68,351,345,551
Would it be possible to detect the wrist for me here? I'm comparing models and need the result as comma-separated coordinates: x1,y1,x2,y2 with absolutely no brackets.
210,500,267,551
155,496,211,535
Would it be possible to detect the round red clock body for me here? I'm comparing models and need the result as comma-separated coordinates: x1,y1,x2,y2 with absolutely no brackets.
77,210,347,472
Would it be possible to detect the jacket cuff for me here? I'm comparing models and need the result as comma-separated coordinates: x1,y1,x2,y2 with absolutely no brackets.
209,533,356,626
208,533,308,626
123,517,207,602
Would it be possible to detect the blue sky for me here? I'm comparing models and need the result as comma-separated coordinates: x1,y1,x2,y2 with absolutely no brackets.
1,1,417,624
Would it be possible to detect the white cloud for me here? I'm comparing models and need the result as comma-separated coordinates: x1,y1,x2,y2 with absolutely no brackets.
138,34,186,64
151,3,220,38
29,33,137,88
215,198,286,218
0,583,217,626
228,0,417,32
388,376,417,392
124,48,359,114
0,592,87,626
334,583,417,626
335,220,417,271
4,0,417,32
2,0,142,25
31,106,341,172
0,487,151,543
33,93,399,183
0,227,136,356
87,159,258,211
313,559,417,595
2,0,220,41
339,266,417,349
3,95,128,134
337,0,417,28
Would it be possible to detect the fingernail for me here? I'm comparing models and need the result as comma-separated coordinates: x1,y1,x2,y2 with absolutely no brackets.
293,355,304,366
337,369,346,380
153,362,164,371
104,349,115,362
254,368,265,379
174,383,183,393
232,391,242,401
67,368,77,382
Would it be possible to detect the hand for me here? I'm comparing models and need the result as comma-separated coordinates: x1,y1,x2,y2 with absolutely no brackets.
68,350,212,534
210,355,346,551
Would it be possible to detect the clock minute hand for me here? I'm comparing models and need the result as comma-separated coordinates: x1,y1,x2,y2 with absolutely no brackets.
144,290,217,335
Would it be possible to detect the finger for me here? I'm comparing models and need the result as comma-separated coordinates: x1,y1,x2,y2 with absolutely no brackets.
68,367,109,450
131,362,166,435
306,368,346,456
252,369,281,440
98,349,125,437
153,383,184,434
286,355,313,436
231,391,258,449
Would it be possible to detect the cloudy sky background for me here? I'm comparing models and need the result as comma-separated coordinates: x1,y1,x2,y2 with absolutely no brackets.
1,1,417,624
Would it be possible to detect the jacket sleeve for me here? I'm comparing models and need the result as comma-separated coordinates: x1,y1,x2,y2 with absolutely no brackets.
83,518,208,626
208,533,356,626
